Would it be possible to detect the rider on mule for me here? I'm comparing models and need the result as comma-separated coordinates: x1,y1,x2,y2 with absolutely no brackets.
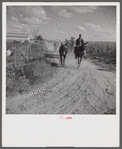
76,34,84,47
64,38,69,47
74,34,87,59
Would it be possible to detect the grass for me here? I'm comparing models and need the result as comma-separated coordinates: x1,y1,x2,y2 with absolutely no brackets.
6,41,59,97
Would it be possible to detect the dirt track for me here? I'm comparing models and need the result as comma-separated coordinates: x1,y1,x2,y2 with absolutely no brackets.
6,57,116,114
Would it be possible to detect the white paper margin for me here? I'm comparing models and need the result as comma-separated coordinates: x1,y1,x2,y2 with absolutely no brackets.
2,2,120,147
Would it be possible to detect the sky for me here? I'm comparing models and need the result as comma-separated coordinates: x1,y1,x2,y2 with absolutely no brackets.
7,5,116,42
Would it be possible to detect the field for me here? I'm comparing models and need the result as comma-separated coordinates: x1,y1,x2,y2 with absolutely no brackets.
86,41,116,72
6,40,116,98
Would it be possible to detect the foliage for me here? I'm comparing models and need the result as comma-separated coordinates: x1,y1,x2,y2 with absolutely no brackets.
6,42,58,97
86,41,116,65
36,35,43,41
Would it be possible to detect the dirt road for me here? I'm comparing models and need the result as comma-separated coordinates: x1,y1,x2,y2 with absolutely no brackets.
6,57,116,114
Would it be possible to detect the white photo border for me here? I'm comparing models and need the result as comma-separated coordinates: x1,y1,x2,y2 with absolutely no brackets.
2,2,120,147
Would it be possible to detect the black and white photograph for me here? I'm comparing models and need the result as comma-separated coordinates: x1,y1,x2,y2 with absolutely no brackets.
2,2,120,147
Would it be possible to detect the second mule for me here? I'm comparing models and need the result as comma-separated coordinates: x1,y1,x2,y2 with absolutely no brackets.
59,43,68,67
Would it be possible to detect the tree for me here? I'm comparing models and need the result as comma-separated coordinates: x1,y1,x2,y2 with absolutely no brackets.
36,35,43,41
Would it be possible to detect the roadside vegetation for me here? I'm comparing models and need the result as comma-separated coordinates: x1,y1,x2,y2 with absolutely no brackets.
6,40,59,97
86,41,116,72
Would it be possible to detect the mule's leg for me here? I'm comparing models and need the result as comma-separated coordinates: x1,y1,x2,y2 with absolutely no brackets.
63,55,66,67
62,56,63,66
80,55,83,63
76,55,78,65
63,56,64,67
75,56,77,64
77,57,80,68
78,55,83,68
60,55,62,66
84,52,87,59
62,56,64,66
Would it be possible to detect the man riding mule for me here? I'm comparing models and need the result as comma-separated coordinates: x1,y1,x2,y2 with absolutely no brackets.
63,38,69,47
74,34,88,68
67,37,75,58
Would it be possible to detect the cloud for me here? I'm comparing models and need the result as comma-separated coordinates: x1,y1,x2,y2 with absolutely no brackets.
7,20,32,33
14,24,23,29
84,23,116,41
85,23,115,35
58,9,73,18
21,17,42,25
51,7,74,18
85,23,102,31
7,6,48,21
7,6,49,34
50,6,97,17
74,26,87,32
18,6,48,20
69,6,97,14
11,17,19,22
45,14,65,26
54,30,66,34
60,31,66,34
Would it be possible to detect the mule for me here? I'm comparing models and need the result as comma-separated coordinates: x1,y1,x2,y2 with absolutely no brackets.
74,42,88,68
59,43,68,66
